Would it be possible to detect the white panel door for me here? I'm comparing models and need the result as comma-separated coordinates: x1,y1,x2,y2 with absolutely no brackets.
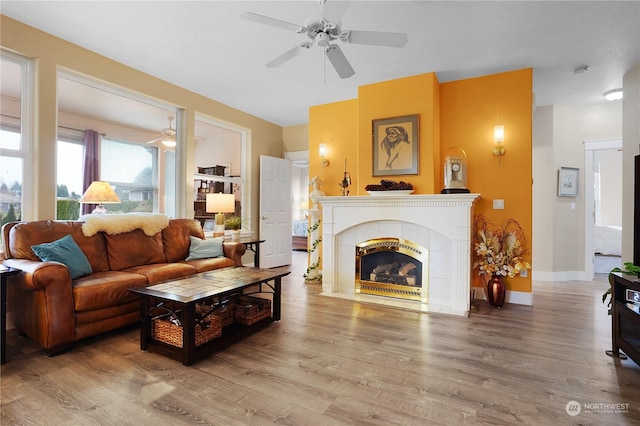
259,155,292,268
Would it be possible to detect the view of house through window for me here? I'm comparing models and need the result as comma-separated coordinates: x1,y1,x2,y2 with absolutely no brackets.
55,137,158,219
101,138,157,213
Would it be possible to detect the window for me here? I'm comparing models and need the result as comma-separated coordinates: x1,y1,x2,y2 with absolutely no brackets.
101,138,158,213
0,146,22,223
56,138,84,219
57,73,177,217
55,136,161,218
1,52,32,232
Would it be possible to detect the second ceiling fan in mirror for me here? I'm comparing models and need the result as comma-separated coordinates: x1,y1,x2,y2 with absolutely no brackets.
146,115,177,148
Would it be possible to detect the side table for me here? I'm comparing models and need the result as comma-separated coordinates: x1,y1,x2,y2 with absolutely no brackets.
1,266,21,364
238,238,265,267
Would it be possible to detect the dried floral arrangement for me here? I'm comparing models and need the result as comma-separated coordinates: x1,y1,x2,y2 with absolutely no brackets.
473,214,531,278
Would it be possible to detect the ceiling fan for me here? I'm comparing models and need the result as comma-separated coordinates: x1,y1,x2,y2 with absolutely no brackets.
240,0,408,79
146,115,176,148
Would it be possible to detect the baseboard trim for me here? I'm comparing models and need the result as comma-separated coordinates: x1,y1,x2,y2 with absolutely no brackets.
532,270,586,282
473,288,533,306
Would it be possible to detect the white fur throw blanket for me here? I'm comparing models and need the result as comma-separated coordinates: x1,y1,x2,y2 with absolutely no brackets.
81,213,170,237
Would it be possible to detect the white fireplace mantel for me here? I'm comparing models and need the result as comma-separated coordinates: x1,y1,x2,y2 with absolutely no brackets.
318,193,480,316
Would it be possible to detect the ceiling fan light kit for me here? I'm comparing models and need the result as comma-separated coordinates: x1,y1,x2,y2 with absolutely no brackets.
161,138,177,148
241,1,408,79
147,115,177,147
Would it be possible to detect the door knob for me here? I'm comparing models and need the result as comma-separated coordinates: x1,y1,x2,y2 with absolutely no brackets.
261,216,268,220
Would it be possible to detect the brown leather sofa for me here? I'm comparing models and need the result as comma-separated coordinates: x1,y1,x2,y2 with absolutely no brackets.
1,218,246,355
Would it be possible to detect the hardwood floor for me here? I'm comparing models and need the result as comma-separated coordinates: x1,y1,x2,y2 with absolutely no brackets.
2,252,639,425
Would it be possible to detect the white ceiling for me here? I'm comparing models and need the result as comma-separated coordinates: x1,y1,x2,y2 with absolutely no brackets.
1,1,639,131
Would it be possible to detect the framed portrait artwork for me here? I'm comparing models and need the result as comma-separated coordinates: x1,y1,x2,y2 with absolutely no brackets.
557,167,579,197
372,114,419,176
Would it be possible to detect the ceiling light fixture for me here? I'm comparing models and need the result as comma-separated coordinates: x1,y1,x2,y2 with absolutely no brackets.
161,137,177,148
603,89,623,101
573,65,590,75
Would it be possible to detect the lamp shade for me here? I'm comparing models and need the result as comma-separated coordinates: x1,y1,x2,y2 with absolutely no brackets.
80,181,121,204
206,193,235,213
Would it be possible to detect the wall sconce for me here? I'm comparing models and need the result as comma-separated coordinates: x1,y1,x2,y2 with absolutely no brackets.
493,125,505,157
319,143,329,167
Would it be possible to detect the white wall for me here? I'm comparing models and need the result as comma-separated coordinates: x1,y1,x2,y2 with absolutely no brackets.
533,102,622,280
532,106,555,275
595,148,623,226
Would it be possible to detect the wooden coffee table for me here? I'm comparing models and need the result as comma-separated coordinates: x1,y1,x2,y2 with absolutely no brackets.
129,266,290,366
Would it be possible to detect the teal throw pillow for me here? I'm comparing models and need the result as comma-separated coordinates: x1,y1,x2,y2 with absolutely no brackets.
186,236,224,261
31,234,93,279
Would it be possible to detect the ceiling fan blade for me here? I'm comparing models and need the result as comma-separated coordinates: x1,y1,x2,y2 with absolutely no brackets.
344,30,408,48
321,0,352,23
240,12,306,33
325,44,355,79
266,43,311,68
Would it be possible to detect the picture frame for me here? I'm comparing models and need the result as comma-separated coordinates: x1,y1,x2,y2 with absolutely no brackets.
203,219,216,232
557,167,579,197
372,114,419,176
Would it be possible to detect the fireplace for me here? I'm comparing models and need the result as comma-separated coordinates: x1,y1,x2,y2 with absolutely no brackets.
318,193,480,316
355,238,428,302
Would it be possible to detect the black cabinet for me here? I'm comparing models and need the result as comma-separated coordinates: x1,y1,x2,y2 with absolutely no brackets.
609,272,640,366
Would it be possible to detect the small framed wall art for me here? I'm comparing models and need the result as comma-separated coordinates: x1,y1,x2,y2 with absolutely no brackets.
203,219,216,232
372,114,419,176
557,167,579,197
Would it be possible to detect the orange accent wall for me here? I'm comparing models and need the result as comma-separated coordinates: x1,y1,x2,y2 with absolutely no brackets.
358,73,440,194
308,99,359,195
309,69,532,294
440,69,532,293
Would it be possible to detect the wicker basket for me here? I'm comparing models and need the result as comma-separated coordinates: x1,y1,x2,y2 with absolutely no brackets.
198,301,235,328
153,309,222,348
235,296,272,325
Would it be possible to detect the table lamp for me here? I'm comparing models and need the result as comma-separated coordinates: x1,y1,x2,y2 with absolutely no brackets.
80,181,121,214
206,193,235,237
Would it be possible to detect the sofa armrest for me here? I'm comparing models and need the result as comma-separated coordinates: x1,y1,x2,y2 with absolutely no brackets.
3,258,76,353
223,242,246,266
3,258,71,291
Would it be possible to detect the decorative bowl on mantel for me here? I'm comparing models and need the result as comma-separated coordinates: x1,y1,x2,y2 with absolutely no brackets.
366,190,414,196
365,179,414,196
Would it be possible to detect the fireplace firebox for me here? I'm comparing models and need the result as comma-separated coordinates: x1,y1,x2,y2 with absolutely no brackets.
355,238,428,302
